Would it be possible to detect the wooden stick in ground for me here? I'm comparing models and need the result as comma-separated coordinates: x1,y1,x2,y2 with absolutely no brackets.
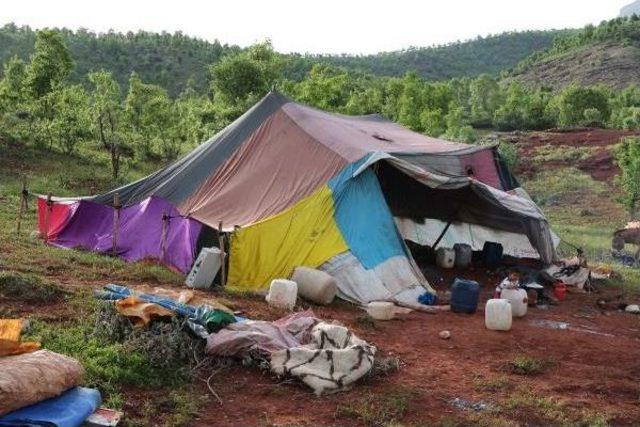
15,179,27,233
112,193,120,257
218,221,226,288
160,211,168,261
43,192,52,243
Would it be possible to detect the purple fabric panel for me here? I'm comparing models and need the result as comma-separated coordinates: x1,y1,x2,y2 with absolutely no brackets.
54,197,201,273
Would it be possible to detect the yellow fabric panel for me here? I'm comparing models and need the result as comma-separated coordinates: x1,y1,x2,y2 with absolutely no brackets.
228,185,348,290
0,319,41,357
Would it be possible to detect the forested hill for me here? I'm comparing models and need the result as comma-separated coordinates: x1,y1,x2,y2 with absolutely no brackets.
304,31,566,81
0,24,241,96
509,16,640,90
0,23,564,96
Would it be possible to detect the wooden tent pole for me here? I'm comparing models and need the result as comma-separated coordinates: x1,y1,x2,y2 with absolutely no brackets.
15,179,28,234
43,192,52,243
160,211,169,261
112,193,120,257
218,221,226,288
432,220,453,250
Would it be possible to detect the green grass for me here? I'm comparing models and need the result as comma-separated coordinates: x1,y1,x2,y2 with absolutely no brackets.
531,144,597,165
508,356,554,376
335,388,415,427
522,166,640,295
523,167,609,209
0,271,66,302
24,297,194,400
501,389,610,426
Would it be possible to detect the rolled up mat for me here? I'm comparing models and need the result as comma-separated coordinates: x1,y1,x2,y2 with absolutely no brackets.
0,350,84,416
0,387,101,427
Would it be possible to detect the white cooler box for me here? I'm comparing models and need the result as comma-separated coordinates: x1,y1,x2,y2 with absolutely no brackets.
185,247,224,289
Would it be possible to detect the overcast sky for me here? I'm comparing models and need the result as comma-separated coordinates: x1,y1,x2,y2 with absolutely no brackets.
0,0,631,54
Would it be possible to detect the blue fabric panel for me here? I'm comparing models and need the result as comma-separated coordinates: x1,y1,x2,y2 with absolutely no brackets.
0,387,101,427
328,158,406,269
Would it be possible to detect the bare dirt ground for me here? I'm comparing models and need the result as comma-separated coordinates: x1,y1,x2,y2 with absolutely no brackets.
5,271,639,426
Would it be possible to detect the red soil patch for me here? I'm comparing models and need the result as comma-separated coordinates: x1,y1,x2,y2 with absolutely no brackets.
190,278,640,426
514,128,640,183
9,271,640,425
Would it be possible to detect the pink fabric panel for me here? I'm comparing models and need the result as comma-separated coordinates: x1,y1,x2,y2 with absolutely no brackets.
458,149,503,189
179,110,347,228
282,103,471,162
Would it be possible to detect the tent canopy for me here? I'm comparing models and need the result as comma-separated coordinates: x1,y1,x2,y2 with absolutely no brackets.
39,91,557,300
89,91,517,230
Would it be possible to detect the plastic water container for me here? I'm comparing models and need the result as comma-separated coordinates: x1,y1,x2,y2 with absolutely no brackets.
500,288,528,317
485,299,512,331
482,242,504,268
450,278,480,314
366,302,396,320
185,247,224,289
291,266,338,305
436,248,456,269
266,279,298,310
453,243,473,269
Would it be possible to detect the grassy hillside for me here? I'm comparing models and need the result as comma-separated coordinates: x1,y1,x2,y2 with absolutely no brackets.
0,23,563,96
509,16,640,90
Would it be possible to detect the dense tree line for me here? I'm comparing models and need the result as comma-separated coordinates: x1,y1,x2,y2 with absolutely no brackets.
0,23,240,97
0,23,563,97
1,29,640,213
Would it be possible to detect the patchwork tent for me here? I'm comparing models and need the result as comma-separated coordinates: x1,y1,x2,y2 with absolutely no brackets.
38,91,557,304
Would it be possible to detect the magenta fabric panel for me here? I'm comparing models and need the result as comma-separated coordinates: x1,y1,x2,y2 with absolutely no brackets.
458,150,503,189
52,197,201,273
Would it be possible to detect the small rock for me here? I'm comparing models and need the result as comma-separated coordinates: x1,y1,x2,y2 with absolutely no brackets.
625,304,640,314
439,330,451,339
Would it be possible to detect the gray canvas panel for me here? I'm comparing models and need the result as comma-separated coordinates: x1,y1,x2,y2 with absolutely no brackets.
394,153,464,178
92,91,290,207
376,161,557,263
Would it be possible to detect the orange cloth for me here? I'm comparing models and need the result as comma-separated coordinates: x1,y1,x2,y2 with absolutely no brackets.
0,319,41,357
115,296,175,328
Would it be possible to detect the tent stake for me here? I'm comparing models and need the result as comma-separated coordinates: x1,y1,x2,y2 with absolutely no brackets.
15,178,28,234
112,193,121,257
43,192,52,243
218,221,226,288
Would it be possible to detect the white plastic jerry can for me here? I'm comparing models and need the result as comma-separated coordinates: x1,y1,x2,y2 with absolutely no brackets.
436,248,456,269
265,279,298,310
500,288,528,318
485,299,512,331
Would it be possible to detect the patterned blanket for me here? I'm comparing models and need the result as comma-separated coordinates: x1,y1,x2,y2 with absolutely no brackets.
270,323,375,395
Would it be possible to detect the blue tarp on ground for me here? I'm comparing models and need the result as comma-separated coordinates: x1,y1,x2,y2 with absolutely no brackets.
0,387,101,427
328,158,406,269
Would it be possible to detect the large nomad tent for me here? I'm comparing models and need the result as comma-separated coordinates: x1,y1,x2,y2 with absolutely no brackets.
38,91,557,304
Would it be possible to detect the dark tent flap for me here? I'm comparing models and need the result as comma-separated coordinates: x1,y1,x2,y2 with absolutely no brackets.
374,155,557,263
